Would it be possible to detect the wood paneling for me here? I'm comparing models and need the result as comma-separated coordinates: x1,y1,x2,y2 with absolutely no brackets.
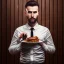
0,0,64,64
38,0,42,24
2,0,7,64
54,0,58,64
7,0,11,64
0,0,2,64
57,0,63,64
62,0,64,63
41,0,46,26
19,0,23,26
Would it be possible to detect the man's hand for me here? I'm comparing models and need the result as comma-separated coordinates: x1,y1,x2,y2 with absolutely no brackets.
19,33,24,38
19,33,27,40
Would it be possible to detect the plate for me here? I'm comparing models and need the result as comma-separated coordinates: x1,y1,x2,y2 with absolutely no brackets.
21,40,42,44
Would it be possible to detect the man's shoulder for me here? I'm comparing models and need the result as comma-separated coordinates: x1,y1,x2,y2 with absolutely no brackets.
39,25,49,30
15,25,26,31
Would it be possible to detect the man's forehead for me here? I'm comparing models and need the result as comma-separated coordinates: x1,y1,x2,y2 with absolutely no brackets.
26,6,38,11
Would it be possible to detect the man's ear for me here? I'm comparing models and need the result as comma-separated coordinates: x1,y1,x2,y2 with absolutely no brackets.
26,9,28,13
37,11,39,16
25,10,26,14
38,8,40,14
25,9,28,15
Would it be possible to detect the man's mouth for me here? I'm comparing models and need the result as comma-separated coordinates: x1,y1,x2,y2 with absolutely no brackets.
31,18,34,21
28,17,37,24
30,18,35,21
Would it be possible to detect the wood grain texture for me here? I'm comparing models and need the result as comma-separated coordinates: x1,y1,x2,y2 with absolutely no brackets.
45,0,50,64
7,0,11,64
57,0,63,64
63,0,64,64
38,0,42,24
0,0,2,64
41,0,46,26
54,0,58,64
2,0,7,64
10,0,15,64
49,0,54,64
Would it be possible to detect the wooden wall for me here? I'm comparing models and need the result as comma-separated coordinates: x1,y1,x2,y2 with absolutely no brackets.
0,0,64,64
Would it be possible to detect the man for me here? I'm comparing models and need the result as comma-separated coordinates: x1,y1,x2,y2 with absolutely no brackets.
8,0,56,64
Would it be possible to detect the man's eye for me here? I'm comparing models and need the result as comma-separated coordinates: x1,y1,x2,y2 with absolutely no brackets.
33,11,37,13
28,11,32,13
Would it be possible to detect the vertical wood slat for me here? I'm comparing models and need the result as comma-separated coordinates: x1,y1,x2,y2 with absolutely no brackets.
45,0,50,64
46,0,50,28
49,0,54,64
15,0,19,64
11,0,15,37
10,0,15,64
58,0,63,64
15,0,19,29
63,0,64,64
50,0,54,35
38,0,42,24
41,0,46,26
0,0,2,64
23,0,27,24
54,0,58,64
2,0,7,64
19,0,23,26
7,0,11,64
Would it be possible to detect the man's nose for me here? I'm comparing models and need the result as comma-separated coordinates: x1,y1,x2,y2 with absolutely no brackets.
31,12,34,17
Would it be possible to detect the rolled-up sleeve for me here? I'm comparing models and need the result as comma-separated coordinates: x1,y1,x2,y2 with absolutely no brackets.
8,29,22,54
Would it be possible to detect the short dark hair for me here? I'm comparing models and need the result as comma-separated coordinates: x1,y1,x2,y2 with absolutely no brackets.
25,0,39,8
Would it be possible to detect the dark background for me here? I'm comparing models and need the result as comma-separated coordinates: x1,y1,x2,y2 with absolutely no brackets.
0,0,64,64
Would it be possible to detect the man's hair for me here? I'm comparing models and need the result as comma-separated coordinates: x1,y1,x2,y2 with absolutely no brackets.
25,0,39,8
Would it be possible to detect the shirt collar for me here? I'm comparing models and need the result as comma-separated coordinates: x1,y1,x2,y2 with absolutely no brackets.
24,23,39,30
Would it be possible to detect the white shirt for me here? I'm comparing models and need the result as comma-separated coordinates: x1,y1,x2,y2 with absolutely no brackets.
8,23,55,63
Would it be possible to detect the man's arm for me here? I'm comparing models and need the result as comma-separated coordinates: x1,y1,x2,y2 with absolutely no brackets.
8,29,22,54
41,28,56,53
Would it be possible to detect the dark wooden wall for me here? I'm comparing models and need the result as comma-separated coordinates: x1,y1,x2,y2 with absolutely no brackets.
0,0,64,64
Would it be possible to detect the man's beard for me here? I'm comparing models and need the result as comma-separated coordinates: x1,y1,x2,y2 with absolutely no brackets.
28,17,38,24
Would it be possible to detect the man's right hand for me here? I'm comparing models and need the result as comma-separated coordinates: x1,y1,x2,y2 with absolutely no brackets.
19,33,24,38
19,33,27,40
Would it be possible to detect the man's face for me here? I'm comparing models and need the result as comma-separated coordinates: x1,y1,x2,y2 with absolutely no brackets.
25,6,39,24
